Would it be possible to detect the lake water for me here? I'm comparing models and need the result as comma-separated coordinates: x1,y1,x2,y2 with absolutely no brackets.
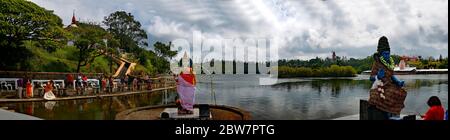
1,74,447,120
195,74,448,119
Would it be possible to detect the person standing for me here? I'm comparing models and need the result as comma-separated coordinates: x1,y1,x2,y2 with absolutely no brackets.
66,74,74,89
128,75,134,91
132,77,138,91
43,80,56,100
17,78,24,99
76,74,83,95
108,76,114,93
144,74,151,90
26,79,33,98
82,74,88,88
101,75,107,93
124,75,129,91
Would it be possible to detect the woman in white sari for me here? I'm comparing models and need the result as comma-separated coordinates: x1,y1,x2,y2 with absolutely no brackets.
43,80,56,100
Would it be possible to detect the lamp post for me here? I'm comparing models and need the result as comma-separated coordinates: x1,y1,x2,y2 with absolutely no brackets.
103,39,112,74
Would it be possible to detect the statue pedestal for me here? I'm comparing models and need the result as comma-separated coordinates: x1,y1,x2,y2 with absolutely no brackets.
160,107,211,120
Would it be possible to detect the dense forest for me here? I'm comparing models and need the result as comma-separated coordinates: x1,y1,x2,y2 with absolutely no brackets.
195,53,448,78
0,0,176,75
278,54,448,74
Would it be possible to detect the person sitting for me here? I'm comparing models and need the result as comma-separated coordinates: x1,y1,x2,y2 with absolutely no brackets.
422,96,445,120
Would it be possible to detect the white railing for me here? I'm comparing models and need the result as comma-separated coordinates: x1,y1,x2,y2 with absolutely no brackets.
31,80,65,89
0,78,19,91
72,79,100,90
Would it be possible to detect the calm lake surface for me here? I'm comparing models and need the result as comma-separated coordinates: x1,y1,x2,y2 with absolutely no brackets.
1,74,447,120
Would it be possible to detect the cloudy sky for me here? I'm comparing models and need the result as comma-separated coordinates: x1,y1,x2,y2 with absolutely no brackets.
30,0,448,61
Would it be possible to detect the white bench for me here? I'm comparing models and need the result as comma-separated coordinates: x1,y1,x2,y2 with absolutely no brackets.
31,80,65,89
0,78,19,91
72,79,100,90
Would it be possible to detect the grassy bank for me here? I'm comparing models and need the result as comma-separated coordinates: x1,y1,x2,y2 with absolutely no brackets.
278,65,357,78
3,41,159,75
20,42,117,74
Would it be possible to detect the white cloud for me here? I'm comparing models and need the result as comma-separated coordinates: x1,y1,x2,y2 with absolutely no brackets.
29,0,448,60
147,16,192,39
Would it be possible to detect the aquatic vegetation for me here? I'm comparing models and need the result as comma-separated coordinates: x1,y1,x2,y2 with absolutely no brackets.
278,65,357,78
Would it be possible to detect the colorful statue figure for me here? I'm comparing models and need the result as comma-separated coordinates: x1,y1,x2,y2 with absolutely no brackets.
368,36,407,117
176,52,196,114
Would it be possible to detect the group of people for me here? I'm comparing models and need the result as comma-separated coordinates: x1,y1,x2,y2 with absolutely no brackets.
66,73,92,95
116,74,152,92
368,36,447,120
11,78,32,99
91,74,153,94
14,78,56,99
100,75,115,93
12,72,155,99
67,73,153,94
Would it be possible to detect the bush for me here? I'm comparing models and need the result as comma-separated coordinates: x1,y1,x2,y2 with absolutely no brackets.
278,65,357,78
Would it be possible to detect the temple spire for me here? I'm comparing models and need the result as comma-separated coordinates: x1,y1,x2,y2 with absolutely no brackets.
183,51,189,59
71,10,77,25
67,10,78,28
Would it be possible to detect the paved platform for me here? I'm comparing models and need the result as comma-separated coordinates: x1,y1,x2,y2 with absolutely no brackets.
0,109,42,120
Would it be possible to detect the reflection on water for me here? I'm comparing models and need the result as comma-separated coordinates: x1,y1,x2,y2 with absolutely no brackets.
0,90,177,120
194,74,448,120
0,74,447,120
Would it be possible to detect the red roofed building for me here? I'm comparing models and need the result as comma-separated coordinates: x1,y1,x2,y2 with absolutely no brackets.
67,10,78,28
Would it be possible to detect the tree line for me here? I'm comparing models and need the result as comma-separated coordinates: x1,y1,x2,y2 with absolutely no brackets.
0,0,176,75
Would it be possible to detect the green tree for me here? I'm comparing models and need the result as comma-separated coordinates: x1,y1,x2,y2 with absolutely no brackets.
103,11,148,53
0,0,67,70
154,41,177,59
67,23,109,73
153,42,178,73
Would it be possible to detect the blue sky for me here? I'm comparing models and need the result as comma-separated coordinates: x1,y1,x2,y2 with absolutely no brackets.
30,0,448,60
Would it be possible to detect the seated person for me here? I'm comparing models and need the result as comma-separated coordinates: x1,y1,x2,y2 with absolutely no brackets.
422,96,445,120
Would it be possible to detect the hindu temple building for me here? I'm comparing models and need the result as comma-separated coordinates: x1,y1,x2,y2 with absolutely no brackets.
67,11,78,28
